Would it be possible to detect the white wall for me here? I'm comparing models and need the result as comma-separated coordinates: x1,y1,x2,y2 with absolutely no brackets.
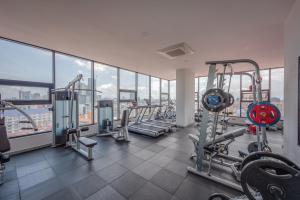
284,0,300,165
176,68,195,127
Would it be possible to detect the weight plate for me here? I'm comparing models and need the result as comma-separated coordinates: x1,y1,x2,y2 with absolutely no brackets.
241,159,300,200
226,93,234,107
247,102,281,126
240,152,300,172
202,88,229,112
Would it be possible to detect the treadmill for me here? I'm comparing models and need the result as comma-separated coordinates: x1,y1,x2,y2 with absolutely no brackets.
141,104,176,130
127,104,166,137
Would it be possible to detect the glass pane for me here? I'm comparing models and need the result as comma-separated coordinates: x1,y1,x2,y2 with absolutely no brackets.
120,91,136,101
271,68,284,118
0,39,52,83
260,69,270,90
199,77,208,107
137,74,149,105
195,78,199,92
241,72,254,90
161,79,168,93
94,63,118,120
55,53,92,125
4,104,52,138
151,77,160,105
227,75,240,117
0,85,49,101
120,69,135,90
169,80,176,103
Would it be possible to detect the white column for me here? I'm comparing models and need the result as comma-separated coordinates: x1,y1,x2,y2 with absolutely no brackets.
283,0,300,166
176,68,195,127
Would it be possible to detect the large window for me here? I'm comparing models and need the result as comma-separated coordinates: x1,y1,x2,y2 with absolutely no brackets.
0,39,52,83
137,74,150,106
55,53,92,125
151,77,160,105
120,69,136,90
199,77,208,107
195,78,199,111
94,63,118,120
161,79,169,105
169,80,176,104
119,69,136,118
227,75,240,116
0,39,53,138
271,68,284,118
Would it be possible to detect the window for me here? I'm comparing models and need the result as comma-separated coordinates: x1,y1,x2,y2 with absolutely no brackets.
0,39,52,83
55,53,92,125
199,77,208,107
227,75,240,117
261,69,270,90
120,69,136,90
94,63,118,120
137,74,149,106
119,69,136,118
4,105,52,138
0,39,53,138
0,85,49,101
169,80,176,104
151,77,160,105
161,79,169,105
271,68,284,118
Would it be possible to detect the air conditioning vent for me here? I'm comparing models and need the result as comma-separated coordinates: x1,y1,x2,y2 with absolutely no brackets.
158,42,194,59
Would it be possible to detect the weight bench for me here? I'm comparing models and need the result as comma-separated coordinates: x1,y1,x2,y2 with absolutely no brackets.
66,126,97,161
189,127,246,156
0,125,10,185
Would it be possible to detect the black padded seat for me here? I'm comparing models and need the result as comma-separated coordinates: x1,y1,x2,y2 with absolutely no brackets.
0,154,10,163
78,137,97,147
80,127,89,132
67,128,78,135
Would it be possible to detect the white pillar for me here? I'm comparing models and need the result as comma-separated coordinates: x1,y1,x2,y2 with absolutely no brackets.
283,0,300,166
176,68,195,127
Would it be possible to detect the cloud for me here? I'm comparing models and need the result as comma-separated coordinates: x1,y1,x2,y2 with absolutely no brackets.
74,59,87,67
111,75,117,79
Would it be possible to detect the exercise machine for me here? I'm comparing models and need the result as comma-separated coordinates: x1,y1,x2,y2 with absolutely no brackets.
128,101,167,137
188,59,274,191
52,74,97,160
96,100,129,141
0,97,38,185
208,152,300,200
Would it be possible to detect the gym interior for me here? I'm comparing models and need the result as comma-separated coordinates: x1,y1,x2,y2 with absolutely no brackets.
0,1,299,200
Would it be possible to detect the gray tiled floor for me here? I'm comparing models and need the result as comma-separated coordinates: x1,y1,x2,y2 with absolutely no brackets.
0,127,283,200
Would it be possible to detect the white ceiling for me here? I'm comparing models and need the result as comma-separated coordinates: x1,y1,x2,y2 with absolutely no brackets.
0,0,295,79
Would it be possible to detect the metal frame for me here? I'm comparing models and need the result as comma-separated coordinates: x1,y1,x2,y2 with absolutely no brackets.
196,67,284,119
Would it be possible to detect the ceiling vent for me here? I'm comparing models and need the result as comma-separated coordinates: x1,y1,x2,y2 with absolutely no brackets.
158,42,194,59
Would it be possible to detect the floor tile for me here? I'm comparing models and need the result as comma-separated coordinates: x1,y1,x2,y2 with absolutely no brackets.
130,182,172,200
19,168,56,191
117,155,145,169
0,180,19,199
17,160,50,178
21,177,63,200
150,169,185,194
43,187,81,200
132,161,161,180
148,154,172,167
133,149,155,160
164,159,188,177
86,185,126,200
96,163,128,183
145,144,166,153
111,171,147,198
71,174,106,199
59,164,94,186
